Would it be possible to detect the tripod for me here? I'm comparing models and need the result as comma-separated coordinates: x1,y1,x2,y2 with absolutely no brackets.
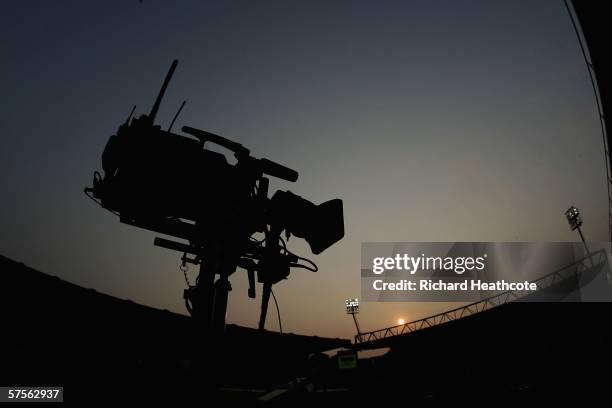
153,188,294,336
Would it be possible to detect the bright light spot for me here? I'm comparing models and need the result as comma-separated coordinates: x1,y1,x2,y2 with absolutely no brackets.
398,318,405,325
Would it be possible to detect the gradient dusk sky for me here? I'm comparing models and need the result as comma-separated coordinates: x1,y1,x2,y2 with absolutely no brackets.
1,0,608,339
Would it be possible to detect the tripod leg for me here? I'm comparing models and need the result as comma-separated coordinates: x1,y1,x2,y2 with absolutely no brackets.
212,275,231,335
190,257,216,331
258,282,272,330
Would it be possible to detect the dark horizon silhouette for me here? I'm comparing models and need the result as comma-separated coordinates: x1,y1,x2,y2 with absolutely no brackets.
2,251,611,404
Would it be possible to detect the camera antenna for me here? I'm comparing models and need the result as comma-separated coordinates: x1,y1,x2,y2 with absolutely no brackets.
149,59,178,123
124,105,136,125
167,100,186,132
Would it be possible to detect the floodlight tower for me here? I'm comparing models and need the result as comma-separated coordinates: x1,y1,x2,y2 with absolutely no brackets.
566,205,593,266
345,298,362,342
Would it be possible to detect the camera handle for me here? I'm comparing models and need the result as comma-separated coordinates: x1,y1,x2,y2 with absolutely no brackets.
182,125,250,157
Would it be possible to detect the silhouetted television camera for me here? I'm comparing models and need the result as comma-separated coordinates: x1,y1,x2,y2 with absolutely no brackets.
88,60,344,255
93,120,343,254
86,60,344,332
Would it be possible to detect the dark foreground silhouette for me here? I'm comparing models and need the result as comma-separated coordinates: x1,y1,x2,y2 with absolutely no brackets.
0,255,350,404
2,253,612,405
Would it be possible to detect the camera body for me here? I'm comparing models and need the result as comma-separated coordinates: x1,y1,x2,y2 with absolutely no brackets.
92,112,344,254
95,115,257,242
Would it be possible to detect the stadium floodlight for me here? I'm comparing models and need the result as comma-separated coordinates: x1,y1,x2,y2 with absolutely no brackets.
345,298,362,341
345,298,359,314
565,205,583,231
565,205,593,267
